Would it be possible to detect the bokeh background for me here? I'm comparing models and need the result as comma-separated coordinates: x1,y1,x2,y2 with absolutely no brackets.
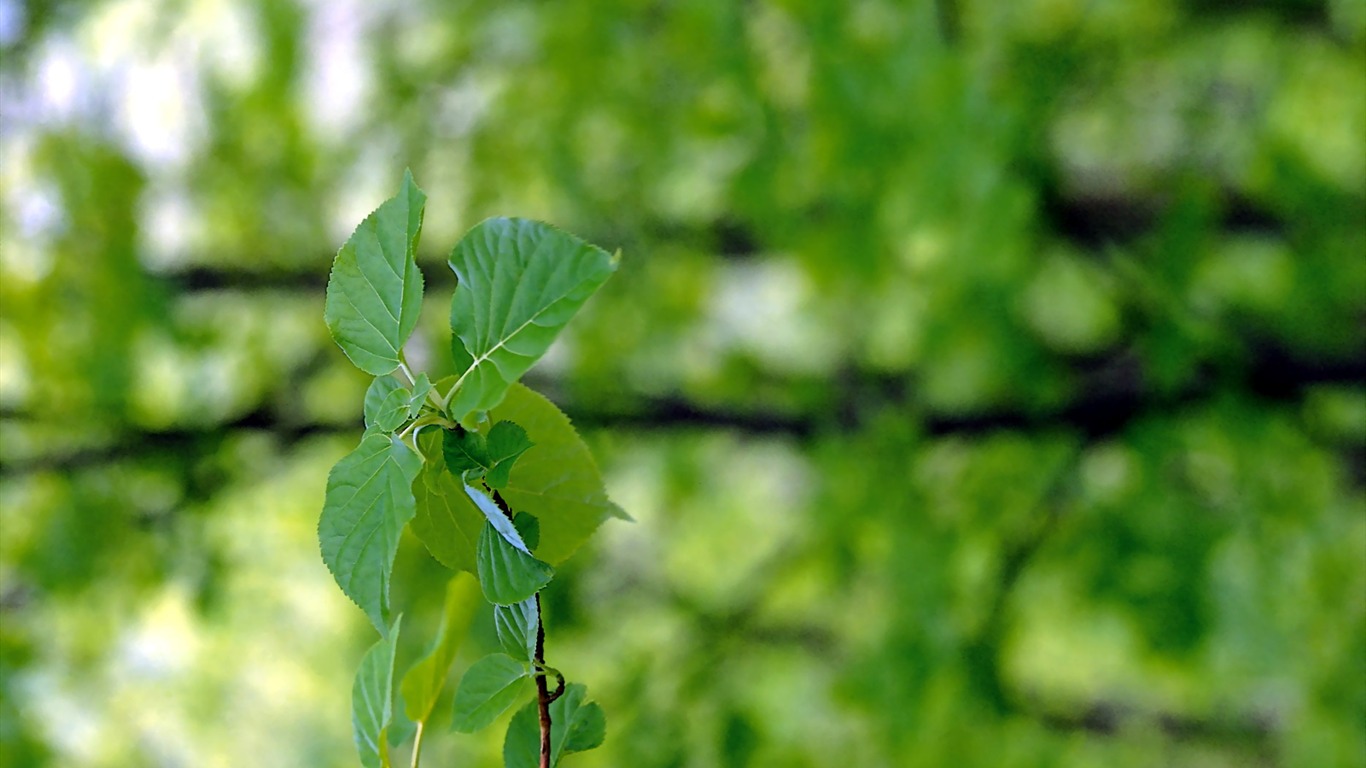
2,0,1364,766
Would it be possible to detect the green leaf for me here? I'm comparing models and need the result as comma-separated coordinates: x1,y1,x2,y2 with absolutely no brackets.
320,433,424,633
443,428,490,478
485,421,533,489
512,512,539,552
477,521,554,605
367,373,430,432
400,574,481,724
407,373,432,418
442,421,532,489
353,617,403,768
563,701,606,754
411,429,483,573
503,683,605,768
450,653,530,733
491,385,623,564
446,218,617,421
325,170,426,375
410,384,621,572
493,597,539,661
374,385,413,432
364,376,403,429
502,703,540,768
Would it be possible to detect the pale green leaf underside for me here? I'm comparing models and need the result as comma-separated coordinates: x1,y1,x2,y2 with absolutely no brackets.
477,522,554,606
326,170,426,375
410,384,620,572
450,653,530,733
353,617,402,768
503,683,603,768
401,574,481,724
447,217,617,421
465,482,533,553
320,433,423,633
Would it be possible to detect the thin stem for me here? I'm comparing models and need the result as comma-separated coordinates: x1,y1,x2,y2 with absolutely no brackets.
410,721,425,768
397,360,417,387
535,592,553,768
399,414,459,441
424,386,445,412
494,489,558,765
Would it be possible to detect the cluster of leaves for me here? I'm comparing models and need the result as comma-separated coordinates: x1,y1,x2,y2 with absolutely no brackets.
319,171,621,767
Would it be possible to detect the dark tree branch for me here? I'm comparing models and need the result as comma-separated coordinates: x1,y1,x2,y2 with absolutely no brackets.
1037,189,1286,248
565,341,1364,442
3,338,1360,479
145,179,1315,295
1030,696,1277,749
0,410,352,476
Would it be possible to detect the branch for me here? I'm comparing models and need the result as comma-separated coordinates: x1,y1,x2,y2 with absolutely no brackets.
561,340,1364,443
146,180,1315,296
1027,696,1276,747
0,410,351,475
534,593,553,768
492,489,556,767
2,338,1359,478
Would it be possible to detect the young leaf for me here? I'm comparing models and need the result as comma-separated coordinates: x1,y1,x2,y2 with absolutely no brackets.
364,375,404,429
450,653,531,733
407,372,433,418
353,617,403,768
484,421,533,490
443,428,490,478
446,218,617,421
373,385,413,432
477,521,554,605
493,597,539,661
502,683,605,768
511,512,540,552
400,574,482,724
320,433,424,633
441,421,532,488
408,383,623,573
325,170,426,375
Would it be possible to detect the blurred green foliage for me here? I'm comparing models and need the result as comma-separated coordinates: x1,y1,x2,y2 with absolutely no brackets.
1,0,1363,766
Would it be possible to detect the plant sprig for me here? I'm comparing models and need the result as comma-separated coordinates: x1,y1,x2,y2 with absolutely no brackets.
319,170,621,768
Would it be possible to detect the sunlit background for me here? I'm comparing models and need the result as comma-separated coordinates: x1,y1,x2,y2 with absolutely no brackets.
2,0,1364,766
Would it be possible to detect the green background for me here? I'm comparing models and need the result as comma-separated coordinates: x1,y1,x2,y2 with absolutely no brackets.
1,0,1364,766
